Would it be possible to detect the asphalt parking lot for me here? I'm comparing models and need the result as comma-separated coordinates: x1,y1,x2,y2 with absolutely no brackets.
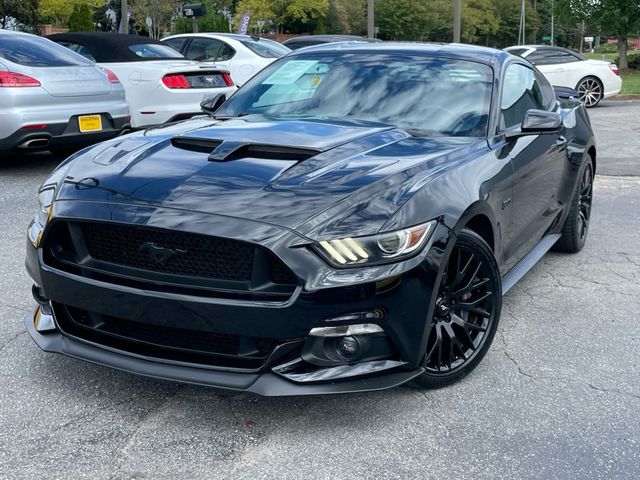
1,101,639,480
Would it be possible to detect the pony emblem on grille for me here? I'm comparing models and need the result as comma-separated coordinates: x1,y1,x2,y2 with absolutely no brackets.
138,242,187,264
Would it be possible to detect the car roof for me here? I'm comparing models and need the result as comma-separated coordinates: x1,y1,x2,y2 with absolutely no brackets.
288,42,506,65
283,35,381,44
508,45,577,52
47,32,182,62
165,33,273,42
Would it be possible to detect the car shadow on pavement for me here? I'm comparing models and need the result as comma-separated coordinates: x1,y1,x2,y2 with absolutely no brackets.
1,151,65,172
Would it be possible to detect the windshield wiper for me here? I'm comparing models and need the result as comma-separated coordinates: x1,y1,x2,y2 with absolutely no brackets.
212,112,251,120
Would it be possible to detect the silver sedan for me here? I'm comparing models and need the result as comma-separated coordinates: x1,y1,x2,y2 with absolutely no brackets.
0,31,130,155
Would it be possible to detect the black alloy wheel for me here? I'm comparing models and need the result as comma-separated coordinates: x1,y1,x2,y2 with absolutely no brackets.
413,230,501,389
554,156,594,253
576,76,603,108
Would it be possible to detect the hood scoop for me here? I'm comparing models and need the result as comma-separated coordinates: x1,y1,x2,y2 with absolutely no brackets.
171,137,320,162
170,137,222,154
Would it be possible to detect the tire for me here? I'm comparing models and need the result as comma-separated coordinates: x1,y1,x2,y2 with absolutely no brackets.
553,156,594,253
412,229,502,389
576,76,604,108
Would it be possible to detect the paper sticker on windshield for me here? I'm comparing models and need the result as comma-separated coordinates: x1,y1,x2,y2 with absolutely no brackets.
263,60,319,85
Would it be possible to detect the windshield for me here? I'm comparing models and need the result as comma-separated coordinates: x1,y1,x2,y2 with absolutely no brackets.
128,44,184,59
241,39,290,58
217,53,493,137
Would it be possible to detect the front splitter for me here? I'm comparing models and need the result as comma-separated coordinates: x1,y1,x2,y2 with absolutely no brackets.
24,311,424,396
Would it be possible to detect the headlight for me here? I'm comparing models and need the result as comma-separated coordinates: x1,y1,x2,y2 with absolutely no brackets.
316,221,436,267
37,187,55,226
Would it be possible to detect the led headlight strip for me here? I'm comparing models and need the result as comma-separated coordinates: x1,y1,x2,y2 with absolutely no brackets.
317,220,436,267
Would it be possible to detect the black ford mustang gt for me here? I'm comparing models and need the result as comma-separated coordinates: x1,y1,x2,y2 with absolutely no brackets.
25,43,596,396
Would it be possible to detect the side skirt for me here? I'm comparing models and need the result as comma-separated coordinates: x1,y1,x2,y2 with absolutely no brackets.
501,233,562,295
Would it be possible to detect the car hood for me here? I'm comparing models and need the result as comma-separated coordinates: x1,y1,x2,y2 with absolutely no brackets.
56,117,486,238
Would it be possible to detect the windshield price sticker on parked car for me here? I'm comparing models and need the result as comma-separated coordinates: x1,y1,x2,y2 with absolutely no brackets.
263,60,319,85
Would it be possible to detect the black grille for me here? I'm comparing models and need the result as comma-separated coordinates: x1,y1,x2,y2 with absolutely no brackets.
54,303,276,369
81,222,254,282
43,221,299,299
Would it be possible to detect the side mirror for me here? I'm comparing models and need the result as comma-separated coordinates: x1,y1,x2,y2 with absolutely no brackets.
200,93,227,115
505,109,562,139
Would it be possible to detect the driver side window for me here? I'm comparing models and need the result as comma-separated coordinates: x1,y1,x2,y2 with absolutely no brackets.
500,63,546,130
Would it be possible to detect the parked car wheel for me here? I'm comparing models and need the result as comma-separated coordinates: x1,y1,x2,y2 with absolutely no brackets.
413,230,502,389
554,156,594,253
576,76,603,108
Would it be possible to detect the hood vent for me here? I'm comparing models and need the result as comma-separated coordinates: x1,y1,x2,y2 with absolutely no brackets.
210,143,320,162
170,137,222,154
171,137,320,162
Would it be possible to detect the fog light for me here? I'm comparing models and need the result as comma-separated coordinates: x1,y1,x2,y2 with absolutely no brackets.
337,336,360,357
309,323,384,337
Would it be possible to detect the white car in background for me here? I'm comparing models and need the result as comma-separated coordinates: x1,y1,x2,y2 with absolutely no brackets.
505,45,622,107
162,33,291,86
49,33,237,128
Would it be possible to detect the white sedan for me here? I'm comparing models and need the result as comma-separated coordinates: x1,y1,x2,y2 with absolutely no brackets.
162,33,291,86
48,33,237,128
505,45,622,107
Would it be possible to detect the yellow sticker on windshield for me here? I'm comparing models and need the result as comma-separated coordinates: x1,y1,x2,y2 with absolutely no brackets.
309,75,322,87
263,60,319,85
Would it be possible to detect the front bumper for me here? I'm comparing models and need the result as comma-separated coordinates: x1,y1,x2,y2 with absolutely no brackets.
25,202,449,395
25,311,423,395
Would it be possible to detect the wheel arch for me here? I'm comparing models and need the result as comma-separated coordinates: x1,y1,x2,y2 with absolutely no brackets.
575,74,603,90
451,201,499,254
588,145,596,173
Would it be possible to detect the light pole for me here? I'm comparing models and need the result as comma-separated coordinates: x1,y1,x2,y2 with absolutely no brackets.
550,1,555,46
453,0,461,42
518,0,526,45
367,0,374,39
121,0,128,34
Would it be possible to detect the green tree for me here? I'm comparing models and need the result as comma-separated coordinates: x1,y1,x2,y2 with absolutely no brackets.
40,0,100,26
234,0,329,33
490,0,540,47
427,0,501,43
174,9,230,33
129,0,177,39
0,0,39,30
68,3,93,31
93,0,119,32
376,0,438,40
595,0,640,69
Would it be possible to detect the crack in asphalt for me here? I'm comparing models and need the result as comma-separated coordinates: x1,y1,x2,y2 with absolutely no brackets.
618,252,640,269
108,384,184,478
420,392,451,437
0,330,27,355
498,327,640,403
0,300,30,313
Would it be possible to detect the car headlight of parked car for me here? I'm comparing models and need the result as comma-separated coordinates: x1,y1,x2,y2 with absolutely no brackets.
28,164,72,248
316,220,436,267
36,187,55,227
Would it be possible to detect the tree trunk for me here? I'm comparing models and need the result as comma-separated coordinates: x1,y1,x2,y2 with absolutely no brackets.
618,36,628,70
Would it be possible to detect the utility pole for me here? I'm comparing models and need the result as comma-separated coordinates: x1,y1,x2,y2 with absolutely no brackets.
533,0,537,43
121,0,128,34
518,0,526,45
551,10,554,45
453,0,461,43
367,0,374,39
